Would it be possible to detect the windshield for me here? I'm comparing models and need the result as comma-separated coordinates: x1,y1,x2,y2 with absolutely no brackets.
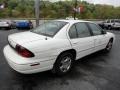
31,21,68,37
114,20,120,23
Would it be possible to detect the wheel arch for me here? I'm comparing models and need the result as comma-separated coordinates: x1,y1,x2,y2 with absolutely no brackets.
56,49,77,61
109,37,114,42
52,49,77,74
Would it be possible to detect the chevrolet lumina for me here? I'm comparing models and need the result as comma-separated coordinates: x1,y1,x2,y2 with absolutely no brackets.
3,20,115,75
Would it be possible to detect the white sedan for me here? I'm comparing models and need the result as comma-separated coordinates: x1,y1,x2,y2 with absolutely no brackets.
0,20,16,29
3,20,115,75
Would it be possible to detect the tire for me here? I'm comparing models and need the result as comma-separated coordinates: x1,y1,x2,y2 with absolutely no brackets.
27,25,33,30
108,26,111,30
6,27,10,30
17,27,21,30
30,25,33,29
52,52,74,76
104,39,113,52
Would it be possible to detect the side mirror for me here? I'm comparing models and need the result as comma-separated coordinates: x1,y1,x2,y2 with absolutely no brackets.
102,30,106,34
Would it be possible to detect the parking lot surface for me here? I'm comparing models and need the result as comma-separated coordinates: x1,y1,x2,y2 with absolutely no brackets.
0,29,120,90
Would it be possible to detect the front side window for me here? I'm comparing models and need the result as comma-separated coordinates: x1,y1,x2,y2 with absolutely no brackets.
76,23,91,38
31,21,68,37
111,20,114,23
115,20,120,23
88,23,102,35
107,20,110,23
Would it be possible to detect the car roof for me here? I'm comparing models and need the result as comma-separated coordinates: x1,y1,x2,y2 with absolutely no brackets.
55,19,92,24
0,20,11,22
18,20,29,22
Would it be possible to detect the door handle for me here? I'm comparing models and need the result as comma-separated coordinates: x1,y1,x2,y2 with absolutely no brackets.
73,42,78,44
94,39,97,41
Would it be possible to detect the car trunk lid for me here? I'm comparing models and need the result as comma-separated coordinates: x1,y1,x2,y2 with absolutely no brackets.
8,31,51,48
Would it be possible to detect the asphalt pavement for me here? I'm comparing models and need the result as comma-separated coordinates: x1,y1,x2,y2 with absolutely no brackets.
0,29,120,90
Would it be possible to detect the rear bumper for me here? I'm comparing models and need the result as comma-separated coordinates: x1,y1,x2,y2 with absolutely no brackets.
0,26,10,28
3,45,54,74
16,25,30,28
16,26,29,28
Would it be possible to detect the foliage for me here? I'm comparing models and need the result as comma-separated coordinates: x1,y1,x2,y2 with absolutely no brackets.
0,0,120,19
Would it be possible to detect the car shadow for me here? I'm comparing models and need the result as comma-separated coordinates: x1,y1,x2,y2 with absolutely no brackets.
8,50,111,90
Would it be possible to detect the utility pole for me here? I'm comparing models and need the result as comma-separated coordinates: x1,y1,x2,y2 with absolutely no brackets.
35,0,40,27
74,0,77,20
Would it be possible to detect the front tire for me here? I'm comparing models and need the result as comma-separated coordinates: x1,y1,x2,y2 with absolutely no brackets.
52,52,74,76
108,26,112,30
7,27,11,30
104,39,113,52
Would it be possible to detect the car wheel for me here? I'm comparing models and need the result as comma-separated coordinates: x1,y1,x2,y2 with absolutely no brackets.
52,52,74,76
6,27,10,30
17,27,21,30
27,26,32,30
30,25,33,29
104,39,113,52
108,26,111,30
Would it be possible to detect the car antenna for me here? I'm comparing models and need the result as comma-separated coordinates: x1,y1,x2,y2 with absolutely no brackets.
42,0,47,40
74,0,77,20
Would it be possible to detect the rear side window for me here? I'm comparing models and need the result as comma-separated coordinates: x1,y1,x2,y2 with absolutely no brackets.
75,23,91,38
69,25,77,39
88,23,102,35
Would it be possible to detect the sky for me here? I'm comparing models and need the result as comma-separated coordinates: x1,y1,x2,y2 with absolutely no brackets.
50,0,120,7
85,0,120,7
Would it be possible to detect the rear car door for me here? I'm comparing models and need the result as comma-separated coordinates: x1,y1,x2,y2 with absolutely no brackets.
69,22,94,60
87,23,108,52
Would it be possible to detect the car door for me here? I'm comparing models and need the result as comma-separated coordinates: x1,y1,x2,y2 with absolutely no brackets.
68,22,94,60
87,23,108,52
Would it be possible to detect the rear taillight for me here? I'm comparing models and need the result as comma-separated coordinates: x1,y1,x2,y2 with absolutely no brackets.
15,44,34,58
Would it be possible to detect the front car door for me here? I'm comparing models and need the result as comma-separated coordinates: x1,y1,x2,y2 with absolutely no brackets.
68,22,94,60
87,23,108,52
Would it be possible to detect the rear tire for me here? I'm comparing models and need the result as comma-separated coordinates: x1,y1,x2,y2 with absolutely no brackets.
52,52,74,76
17,27,21,30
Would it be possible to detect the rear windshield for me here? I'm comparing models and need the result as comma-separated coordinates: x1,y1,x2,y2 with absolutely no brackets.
31,21,68,37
